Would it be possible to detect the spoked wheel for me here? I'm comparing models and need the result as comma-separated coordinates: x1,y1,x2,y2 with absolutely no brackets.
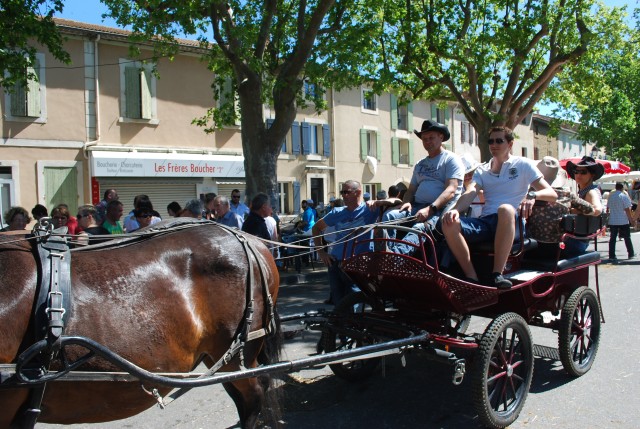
471,312,534,429
322,292,384,381
558,287,601,377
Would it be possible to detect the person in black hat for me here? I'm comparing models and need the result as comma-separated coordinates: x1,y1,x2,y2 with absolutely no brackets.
380,119,465,238
563,156,604,257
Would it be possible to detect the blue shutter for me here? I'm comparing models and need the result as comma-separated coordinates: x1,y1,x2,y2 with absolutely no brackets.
322,124,330,157
291,121,301,155
293,181,301,214
302,122,311,155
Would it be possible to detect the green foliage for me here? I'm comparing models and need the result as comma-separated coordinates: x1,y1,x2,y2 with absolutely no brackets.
0,0,71,89
372,0,613,159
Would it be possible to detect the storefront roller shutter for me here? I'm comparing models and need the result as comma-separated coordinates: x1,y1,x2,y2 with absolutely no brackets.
216,182,247,203
97,179,198,218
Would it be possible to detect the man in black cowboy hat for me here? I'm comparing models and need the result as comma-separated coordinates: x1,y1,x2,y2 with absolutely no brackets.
381,119,465,237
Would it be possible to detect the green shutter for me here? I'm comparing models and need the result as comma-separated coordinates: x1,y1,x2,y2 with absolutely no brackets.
360,129,367,161
376,131,382,161
431,104,437,121
390,94,398,130
140,68,152,119
392,137,399,165
44,166,78,213
125,66,141,118
407,102,414,132
26,59,41,117
409,140,415,166
444,106,450,126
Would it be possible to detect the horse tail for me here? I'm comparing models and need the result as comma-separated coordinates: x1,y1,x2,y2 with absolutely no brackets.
258,308,283,427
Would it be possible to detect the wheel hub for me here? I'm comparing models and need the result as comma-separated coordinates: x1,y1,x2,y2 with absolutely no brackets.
506,364,514,377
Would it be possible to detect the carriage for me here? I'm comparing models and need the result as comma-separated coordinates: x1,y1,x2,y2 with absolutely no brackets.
0,214,603,429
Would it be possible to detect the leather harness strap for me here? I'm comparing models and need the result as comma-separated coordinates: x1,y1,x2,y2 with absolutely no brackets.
17,221,72,429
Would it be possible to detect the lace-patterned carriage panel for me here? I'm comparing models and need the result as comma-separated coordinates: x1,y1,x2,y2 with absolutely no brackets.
439,276,500,312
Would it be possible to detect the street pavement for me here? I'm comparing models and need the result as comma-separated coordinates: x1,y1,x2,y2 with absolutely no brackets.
40,231,640,428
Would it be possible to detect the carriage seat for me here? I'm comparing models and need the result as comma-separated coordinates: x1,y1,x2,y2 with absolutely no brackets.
471,237,538,255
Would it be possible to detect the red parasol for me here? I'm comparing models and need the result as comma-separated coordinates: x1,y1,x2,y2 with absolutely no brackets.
559,158,631,174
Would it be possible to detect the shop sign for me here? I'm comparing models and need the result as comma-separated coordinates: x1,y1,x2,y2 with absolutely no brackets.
91,151,245,178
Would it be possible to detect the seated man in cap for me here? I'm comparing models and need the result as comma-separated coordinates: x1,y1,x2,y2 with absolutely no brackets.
380,120,465,238
441,126,557,288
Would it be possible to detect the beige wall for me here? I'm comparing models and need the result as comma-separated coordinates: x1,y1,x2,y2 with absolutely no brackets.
1,38,86,142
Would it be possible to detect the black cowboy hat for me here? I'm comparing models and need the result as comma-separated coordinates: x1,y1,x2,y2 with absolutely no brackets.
566,156,605,181
414,120,450,142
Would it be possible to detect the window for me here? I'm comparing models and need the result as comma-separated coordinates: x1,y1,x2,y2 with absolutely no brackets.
302,122,330,157
4,53,46,123
304,80,316,98
397,104,409,131
399,139,410,164
436,108,446,124
361,88,377,113
522,147,528,158
461,122,475,144
392,137,413,165
360,129,379,161
218,77,241,126
119,59,157,123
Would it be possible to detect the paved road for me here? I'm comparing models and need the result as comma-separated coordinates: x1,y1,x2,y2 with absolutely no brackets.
40,232,640,428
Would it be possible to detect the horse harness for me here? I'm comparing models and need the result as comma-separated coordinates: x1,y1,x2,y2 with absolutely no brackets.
11,219,277,425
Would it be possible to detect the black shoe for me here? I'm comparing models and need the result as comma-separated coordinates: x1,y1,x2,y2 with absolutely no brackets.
491,272,512,289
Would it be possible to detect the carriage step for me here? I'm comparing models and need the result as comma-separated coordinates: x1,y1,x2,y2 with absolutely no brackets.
533,344,560,360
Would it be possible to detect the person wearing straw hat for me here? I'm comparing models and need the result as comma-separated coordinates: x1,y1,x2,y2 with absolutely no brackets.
382,120,465,238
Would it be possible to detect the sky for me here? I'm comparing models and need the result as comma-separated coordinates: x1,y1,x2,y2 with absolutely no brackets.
55,0,637,117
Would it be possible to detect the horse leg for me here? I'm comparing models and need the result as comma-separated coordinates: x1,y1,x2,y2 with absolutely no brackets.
222,377,265,429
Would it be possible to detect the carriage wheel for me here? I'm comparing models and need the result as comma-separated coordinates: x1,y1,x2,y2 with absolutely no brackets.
558,287,601,377
471,312,534,429
323,292,383,381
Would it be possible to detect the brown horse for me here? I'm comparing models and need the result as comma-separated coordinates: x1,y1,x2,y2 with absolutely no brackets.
0,221,280,428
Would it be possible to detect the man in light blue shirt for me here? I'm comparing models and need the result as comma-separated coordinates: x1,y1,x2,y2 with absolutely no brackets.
607,182,635,260
229,189,250,218
213,195,243,229
313,180,379,305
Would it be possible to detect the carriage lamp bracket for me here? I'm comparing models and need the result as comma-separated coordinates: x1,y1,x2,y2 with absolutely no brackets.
452,359,466,385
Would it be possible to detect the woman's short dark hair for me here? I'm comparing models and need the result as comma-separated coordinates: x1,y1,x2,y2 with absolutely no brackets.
31,204,48,218
5,206,31,224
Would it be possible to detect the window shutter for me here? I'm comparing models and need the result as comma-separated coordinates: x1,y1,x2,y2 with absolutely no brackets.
409,140,415,165
322,124,330,157
26,59,41,117
293,181,301,213
431,104,437,121
140,68,152,119
376,131,382,161
125,66,141,118
360,129,367,161
392,137,399,165
390,94,398,130
407,102,414,132
302,122,311,155
291,121,301,155
444,106,450,126
461,123,467,143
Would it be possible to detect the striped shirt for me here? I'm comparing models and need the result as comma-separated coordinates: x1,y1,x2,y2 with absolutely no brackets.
607,191,632,225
